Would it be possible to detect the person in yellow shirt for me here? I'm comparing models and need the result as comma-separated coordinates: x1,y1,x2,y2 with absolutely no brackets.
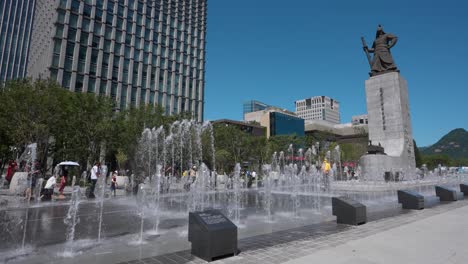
322,159,331,191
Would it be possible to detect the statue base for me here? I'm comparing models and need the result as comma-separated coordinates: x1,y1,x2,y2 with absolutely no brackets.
360,72,416,180
369,69,399,77
359,154,409,181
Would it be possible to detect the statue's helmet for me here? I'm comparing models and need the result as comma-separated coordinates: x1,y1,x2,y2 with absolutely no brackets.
376,24,386,37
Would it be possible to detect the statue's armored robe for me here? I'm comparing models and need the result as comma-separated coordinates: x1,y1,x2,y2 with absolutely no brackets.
371,33,397,74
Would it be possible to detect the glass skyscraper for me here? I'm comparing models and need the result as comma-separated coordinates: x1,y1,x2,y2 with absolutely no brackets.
0,0,36,82
243,100,270,115
28,0,206,121
269,112,304,137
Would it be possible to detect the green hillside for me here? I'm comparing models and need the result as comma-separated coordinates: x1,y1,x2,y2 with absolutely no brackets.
420,128,468,158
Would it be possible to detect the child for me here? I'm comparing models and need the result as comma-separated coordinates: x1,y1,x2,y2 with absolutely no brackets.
110,171,118,197
58,174,66,199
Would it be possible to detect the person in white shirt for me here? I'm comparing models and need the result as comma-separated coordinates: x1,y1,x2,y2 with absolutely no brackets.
44,175,56,189
89,161,101,198
41,175,56,201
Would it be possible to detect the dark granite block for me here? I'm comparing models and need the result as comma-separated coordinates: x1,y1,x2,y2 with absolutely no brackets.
332,197,366,225
460,184,468,196
397,190,424,210
188,209,238,262
435,186,458,202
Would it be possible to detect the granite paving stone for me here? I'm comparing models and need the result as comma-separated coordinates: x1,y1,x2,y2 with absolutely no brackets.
117,199,468,264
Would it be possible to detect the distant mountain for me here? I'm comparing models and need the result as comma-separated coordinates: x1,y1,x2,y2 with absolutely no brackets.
420,128,468,158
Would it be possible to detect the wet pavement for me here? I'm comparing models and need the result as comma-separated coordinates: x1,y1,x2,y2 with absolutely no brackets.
116,199,468,264
0,181,464,264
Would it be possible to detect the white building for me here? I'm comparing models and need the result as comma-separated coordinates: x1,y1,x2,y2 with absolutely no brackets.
295,96,340,124
352,114,368,125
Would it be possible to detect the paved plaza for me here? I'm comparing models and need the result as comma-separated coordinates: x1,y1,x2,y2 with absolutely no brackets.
118,200,468,264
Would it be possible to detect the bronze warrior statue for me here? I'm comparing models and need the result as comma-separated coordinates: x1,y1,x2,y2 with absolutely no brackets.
362,25,398,76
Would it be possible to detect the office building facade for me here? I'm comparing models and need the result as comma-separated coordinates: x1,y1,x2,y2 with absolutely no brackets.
243,100,269,115
244,107,304,138
269,111,304,137
295,96,340,124
0,0,36,82
212,119,266,137
28,0,206,121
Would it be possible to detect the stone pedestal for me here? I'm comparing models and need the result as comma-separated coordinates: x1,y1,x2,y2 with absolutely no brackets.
397,190,424,210
460,184,468,196
435,186,460,202
332,197,367,225
360,72,416,180
9,172,28,195
188,210,238,261
115,176,129,189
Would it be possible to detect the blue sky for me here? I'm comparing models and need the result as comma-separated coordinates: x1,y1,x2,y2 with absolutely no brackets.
203,0,468,147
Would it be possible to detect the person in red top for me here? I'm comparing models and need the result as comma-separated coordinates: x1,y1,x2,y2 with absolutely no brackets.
5,160,17,185
58,174,67,198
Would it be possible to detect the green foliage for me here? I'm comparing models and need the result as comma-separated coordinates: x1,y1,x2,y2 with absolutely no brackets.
0,79,185,174
340,142,367,162
413,139,423,168
115,149,128,170
421,154,468,170
213,123,272,172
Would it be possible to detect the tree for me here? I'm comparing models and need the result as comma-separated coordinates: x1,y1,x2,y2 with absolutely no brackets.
215,149,231,174
115,149,128,171
0,79,73,171
413,139,422,168
212,123,267,172
421,154,451,170
340,142,367,162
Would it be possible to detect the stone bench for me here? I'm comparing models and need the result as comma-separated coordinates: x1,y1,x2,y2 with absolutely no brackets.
435,186,460,202
397,190,424,210
424,196,440,208
332,197,366,225
460,184,468,196
189,209,238,261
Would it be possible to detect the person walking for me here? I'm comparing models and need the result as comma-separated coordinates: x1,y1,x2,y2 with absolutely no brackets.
25,160,41,201
89,161,101,198
5,160,17,186
322,158,331,191
343,166,349,180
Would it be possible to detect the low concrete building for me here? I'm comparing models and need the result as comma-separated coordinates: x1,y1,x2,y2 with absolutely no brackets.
352,114,369,125
244,107,304,138
305,120,368,143
211,119,266,137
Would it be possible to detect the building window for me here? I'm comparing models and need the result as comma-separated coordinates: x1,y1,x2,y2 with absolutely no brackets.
75,74,84,92
83,4,92,17
68,28,77,41
95,9,103,21
57,10,66,24
88,77,96,93
55,24,64,38
59,0,68,9
69,14,79,28
63,72,72,88
82,18,91,32
71,0,80,12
